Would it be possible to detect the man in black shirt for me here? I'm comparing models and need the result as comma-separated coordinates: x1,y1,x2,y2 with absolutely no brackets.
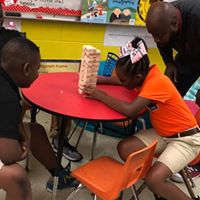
0,38,78,199
146,0,200,97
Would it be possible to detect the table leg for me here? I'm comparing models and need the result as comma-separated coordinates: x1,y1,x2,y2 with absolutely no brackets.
91,123,100,160
31,106,37,123
75,121,88,148
51,116,70,200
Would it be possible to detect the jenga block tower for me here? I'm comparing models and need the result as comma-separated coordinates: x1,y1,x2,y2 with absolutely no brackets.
78,45,101,94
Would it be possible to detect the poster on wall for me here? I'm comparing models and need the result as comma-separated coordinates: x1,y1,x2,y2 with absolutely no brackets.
81,0,150,26
1,0,82,17
135,0,150,26
40,60,80,73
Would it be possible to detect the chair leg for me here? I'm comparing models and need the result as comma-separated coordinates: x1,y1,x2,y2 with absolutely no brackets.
65,183,85,200
75,121,88,148
179,169,197,199
184,166,196,187
91,124,99,160
129,185,139,200
93,195,98,200
68,120,81,140
135,181,146,195
99,122,104,134
117,191,123,200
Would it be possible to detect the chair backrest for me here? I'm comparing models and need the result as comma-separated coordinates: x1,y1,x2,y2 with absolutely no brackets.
110,140,157,199
122,140,157,188
103,52,119,77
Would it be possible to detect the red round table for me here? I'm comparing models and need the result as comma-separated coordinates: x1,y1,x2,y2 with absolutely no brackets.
22,72,138,122
21,72,138,200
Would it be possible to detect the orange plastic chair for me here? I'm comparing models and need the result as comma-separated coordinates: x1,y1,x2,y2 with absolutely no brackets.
66,140,157,200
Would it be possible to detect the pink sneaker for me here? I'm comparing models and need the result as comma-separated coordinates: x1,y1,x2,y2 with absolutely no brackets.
187,166,200,179
170,166,200,183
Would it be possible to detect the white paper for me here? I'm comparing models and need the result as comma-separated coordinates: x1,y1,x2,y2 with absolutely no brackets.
104,25,156,48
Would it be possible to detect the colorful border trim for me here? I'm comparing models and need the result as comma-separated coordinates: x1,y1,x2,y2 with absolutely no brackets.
2,4,81,16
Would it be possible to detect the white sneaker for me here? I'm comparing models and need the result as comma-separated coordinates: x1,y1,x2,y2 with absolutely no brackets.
170,172,184,183
170,166,200,183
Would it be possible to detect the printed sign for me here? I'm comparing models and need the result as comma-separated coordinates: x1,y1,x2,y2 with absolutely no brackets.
40,60,80,73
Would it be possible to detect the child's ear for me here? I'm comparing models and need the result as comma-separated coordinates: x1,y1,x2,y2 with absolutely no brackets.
23,63,30,76
170,16,178,32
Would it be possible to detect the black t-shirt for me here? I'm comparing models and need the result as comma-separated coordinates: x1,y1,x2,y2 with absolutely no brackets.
0,67,22,140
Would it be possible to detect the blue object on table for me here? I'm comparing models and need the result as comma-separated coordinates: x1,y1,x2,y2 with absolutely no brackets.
102,52,119,77
98,61,106,76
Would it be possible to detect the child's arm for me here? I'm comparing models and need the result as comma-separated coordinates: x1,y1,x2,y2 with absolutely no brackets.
0,138,23,165
97,76,121,85
84,88,151,118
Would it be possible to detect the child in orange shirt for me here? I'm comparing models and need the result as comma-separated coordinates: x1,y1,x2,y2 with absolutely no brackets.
83,37,200,200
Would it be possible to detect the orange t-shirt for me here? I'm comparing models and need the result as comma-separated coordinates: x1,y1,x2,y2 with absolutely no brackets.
138,65,197,137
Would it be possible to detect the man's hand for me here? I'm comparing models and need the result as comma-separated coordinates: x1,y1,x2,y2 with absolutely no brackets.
196,89,200,107
20,140,29,160
164,64,177,83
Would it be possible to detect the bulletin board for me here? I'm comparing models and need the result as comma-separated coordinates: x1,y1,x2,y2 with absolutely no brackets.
1,0,82,20
81,0,150,26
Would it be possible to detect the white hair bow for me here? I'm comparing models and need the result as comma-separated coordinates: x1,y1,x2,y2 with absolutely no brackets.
120,40,147,64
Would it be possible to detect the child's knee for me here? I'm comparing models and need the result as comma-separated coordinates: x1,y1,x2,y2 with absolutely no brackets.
145,172,158,191
117,140,126,156
145,170,167,193
145,173,165,195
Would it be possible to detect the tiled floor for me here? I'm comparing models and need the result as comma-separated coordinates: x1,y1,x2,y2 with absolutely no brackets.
0,111,200,200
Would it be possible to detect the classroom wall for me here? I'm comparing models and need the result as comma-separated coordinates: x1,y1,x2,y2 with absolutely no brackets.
21,19,165,71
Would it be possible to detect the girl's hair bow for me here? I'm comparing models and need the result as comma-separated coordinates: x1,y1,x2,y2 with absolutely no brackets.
120,40,147,64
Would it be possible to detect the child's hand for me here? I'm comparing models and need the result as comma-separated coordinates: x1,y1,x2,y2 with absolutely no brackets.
83,87,107,100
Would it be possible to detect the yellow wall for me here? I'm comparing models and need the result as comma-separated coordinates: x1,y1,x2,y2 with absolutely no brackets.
21,19,165,71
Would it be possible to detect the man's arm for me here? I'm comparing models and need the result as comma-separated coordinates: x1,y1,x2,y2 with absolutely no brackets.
158,45,177,82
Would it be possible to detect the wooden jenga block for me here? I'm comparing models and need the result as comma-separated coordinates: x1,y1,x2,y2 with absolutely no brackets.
78,45,101,94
